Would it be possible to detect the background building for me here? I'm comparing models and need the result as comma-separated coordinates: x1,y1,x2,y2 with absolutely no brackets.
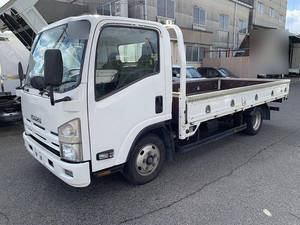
251,0,287,30
128,0,252,66
0,0,288,66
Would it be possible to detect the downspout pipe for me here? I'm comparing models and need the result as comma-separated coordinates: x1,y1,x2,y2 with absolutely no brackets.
144,0,148,20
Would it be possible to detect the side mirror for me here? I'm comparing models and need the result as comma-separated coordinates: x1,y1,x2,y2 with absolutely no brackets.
18,62,24,81
44,49,63,105
44,49,63,87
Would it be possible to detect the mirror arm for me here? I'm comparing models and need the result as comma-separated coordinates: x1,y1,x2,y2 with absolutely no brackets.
39,89,49,97
49,86,55,106
16,85,24,90
49,86,72,105
17,79,25,90
54,96,72,104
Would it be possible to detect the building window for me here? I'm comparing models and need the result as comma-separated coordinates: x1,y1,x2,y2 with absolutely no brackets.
157,0,175,19
279,14,284,23
186,46,207,62
219,14,229,30
193,7,206,26
114,1,121,16
98,1,121,16
100,3,112,16
269,7,275,17
239,20,247,34
258,2,264,14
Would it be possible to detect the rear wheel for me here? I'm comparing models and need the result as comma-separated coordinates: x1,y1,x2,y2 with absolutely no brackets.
243,108,263,136
124,134,165,185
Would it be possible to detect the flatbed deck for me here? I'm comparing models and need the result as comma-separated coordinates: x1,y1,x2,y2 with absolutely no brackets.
172,78,290,138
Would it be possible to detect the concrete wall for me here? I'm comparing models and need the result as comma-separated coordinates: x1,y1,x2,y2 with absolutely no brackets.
291,43,300,68
35,0,89,23
203,29,290,78
168,28,212,46
203,57,254,78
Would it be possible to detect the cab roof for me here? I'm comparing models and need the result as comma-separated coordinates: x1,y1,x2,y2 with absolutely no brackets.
39,15,165,34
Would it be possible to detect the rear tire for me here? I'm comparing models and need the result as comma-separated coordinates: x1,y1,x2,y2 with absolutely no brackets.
124,134,166,185
243,108,263,136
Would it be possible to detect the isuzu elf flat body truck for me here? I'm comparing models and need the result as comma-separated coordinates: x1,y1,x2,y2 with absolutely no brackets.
19,15,290,187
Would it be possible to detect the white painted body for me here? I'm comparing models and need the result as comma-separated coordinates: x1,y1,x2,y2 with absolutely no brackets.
20,15,290,187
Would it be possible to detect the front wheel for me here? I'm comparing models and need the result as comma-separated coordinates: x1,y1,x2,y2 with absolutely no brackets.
124,134,166,185
243,108,263,136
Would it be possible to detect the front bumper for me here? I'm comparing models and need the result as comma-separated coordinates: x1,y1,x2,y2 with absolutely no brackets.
23,132,91,187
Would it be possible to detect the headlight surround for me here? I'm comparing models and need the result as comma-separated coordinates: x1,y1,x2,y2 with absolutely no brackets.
58,119,81,143
58,118,83,162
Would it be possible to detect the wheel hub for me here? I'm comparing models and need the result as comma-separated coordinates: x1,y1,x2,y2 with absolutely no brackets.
146,156,154,165
253,111,262,131
136,144,160,176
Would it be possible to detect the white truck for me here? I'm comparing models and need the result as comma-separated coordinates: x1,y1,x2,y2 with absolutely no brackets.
19,16,290,187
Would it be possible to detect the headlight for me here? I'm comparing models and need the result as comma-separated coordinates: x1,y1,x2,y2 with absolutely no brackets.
61,143,82,162
61,124,76,137
58,118,83,162
58,119,81,143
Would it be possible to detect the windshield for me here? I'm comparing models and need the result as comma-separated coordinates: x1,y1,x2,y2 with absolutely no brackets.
26,20,91,92
218,68,237,78
172,67,202,78
187,68,201,78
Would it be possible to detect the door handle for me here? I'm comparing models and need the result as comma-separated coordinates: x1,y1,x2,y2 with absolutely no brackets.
155,96,163,114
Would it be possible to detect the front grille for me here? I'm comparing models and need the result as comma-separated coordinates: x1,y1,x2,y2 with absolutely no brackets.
29,134,60,157
51,131,58,136
35,133,46,141
33,123,45,130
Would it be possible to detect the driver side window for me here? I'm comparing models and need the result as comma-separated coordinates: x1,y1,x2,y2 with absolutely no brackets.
95,26,160,101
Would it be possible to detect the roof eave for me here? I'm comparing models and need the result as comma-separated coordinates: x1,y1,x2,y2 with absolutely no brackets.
230,0,253,9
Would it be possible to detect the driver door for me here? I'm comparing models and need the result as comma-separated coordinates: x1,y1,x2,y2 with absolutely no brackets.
87,20,170,172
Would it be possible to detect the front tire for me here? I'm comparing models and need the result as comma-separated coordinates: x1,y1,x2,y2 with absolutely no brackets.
243,108,263,136
124,134,166,185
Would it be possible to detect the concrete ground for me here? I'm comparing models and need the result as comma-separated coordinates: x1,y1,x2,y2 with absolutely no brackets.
1,79,300,225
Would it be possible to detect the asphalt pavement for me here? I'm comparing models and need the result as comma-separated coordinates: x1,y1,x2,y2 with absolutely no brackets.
1,79,300,225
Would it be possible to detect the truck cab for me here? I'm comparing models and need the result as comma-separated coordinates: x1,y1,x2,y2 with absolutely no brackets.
21,16,173,187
